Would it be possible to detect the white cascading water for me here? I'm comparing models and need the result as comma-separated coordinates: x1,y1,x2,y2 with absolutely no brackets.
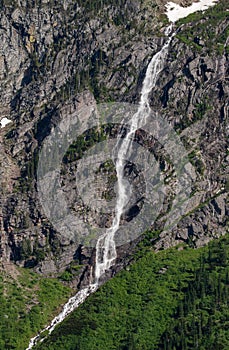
26,25,173,350
94,26,174,282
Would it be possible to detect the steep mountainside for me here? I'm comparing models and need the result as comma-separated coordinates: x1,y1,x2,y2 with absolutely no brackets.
0,0,228,314
0,0,228,348
0,0,169,275
1,0,228,278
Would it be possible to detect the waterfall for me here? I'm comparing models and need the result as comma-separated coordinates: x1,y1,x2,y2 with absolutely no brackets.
26,26,173,350
94,28,174,283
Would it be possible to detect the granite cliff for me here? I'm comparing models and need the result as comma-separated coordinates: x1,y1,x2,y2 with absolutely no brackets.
0,0,228,289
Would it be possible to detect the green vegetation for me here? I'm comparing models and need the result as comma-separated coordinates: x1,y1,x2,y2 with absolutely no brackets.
35,234,229,350
176,0,229,55
159,238,229,349
59,262,82,283
193,101,212,120
188,150,205,176
62,124,115,164
12,147,40,194
0,267,71,349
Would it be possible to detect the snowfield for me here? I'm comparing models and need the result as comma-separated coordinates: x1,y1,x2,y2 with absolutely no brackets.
165,0,219,22
0,117,12,128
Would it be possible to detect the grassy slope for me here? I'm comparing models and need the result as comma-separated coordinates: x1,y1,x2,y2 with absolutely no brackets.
34,235,229,350
0,267,71,349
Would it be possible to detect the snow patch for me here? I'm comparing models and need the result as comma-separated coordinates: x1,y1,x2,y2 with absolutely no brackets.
165,0,219,22
0,117,12,128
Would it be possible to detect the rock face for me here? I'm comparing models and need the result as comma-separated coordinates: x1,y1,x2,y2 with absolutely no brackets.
0,0,228,284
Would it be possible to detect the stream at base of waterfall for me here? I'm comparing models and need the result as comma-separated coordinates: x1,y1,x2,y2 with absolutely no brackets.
26,25,174,350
